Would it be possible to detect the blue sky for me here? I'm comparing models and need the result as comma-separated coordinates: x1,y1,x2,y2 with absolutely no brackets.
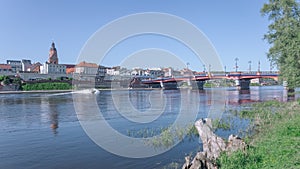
0,0,274,71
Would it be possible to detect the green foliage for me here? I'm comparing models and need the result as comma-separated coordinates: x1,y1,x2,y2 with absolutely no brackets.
261,0,300,90
56,77,63,80
0,75,5,81
0,76,22,90
12,77,22,85
204,80,235,88
217,149,263,169
212,118,231,130
218,101,300,168
162,162,180,169
3,76,11,85
22,82,72,90
204,82,216,88
250,83,260,86
127,124,200,149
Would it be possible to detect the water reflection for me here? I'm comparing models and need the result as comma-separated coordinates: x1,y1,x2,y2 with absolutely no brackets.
228,89,255,105
225,86,292,105
40,96,59,135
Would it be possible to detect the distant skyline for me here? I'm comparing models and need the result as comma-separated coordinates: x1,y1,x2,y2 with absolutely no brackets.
0,0,274,71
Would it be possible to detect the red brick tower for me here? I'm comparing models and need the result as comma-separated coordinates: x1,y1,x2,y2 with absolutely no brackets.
48,42,58,64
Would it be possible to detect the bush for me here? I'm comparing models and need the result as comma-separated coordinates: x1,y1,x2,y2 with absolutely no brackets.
3,76,11,85
22,82,72,91
0,75,5,81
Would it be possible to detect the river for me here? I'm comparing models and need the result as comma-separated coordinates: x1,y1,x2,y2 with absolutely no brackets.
0,86,294,169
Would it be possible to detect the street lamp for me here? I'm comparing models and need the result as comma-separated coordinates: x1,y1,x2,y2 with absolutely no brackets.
248,61,252,73
234,58,239,72
203,64,206,73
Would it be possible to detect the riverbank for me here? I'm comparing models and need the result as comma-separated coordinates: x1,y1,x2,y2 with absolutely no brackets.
217,100,300,168
0,88,161,94
0,90,73,94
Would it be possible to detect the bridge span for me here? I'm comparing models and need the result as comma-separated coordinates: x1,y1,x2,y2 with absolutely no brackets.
131,71,279,90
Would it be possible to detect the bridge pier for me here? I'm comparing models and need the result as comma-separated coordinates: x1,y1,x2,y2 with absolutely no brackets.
235,79,251,90
148,83,161,88
191,80,205,90
160,81,178,90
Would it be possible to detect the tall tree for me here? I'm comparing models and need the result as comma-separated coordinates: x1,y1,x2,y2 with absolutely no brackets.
261,0,300,91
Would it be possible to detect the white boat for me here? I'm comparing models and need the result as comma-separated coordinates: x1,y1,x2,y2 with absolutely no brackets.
74,88,100,95
91,88,100,94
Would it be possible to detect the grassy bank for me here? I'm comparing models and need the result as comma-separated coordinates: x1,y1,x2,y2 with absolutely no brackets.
217,100,300,169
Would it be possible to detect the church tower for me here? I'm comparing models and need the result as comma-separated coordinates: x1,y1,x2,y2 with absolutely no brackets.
48,42,58,64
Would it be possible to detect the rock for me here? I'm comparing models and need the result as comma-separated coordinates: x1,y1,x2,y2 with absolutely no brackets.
182,156,191,169
195,118,226,160
226,134,246,155
182,118,247,169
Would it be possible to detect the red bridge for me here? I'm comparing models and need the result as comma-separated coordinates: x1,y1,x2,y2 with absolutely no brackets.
132,71,279,90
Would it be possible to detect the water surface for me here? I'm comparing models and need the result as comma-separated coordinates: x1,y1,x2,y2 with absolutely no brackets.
0,86,290,169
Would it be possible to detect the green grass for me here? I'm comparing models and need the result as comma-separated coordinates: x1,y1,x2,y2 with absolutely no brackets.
250,83,260,86
212,118,231,130
217,101,300,169
204,82,216,88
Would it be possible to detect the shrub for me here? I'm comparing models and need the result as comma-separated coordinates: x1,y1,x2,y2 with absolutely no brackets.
22,82,72,90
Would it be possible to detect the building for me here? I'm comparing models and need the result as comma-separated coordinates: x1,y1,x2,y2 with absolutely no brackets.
147,68,164,77
7,59,35,72
65,64,75,74
75,61,98,75
48,42,59,64
97,65,107,76
180,68,193,76
30,62,42,73
0,64,12,73
40,42,66,74
7,60,22,73
21,59,32,71
106,67,120,76
40,63,66,74
163,67,174,77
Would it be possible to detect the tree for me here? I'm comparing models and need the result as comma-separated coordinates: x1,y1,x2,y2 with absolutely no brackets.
261,0,300,91
3,76,11,85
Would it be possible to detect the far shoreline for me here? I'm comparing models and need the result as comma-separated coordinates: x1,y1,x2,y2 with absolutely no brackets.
0,90,73,94
0,88,160,94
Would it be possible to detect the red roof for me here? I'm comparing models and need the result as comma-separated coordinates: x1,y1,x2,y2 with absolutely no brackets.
66,67,75,74
64,64,76,68
0,64,12,69
76,61,98,68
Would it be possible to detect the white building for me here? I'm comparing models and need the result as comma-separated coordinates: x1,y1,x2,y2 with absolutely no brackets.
75,61,98,75
106,68,120,76
21,59,32,71
40,62,66,74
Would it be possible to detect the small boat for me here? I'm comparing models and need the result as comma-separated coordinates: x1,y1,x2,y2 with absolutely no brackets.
91,88,100,94
74,88,100,95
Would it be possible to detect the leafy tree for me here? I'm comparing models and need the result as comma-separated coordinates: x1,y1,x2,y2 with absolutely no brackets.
3,76,11,85
0,75,5,81
261,0,300,91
